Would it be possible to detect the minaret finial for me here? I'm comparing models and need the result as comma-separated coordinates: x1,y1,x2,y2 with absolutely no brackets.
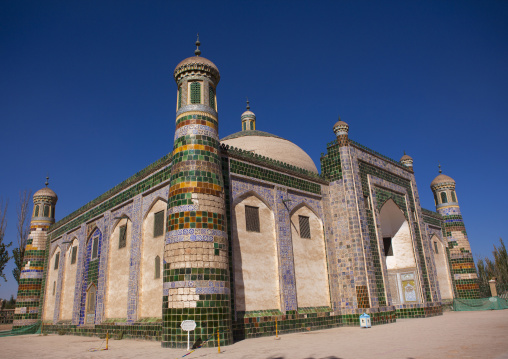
246,97,250,110
404,150,406,155
438,163,442,174
45,175,49,187
195,33,201,56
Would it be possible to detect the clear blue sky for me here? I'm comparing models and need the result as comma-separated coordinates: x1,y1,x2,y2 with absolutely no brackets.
1,1,507,299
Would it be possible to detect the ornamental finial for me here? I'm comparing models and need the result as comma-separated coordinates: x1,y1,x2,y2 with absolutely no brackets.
246,97,250,110
45,175,49,187
438,163,442,174
195,33,201,56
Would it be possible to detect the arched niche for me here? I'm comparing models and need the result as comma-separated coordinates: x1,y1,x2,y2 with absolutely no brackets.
232,193,280,312
290,204,330,308
60,237,79,320
139,199,166,319
104,216,132,319
431,235,453,300
43,246,61,321
379,199,419,304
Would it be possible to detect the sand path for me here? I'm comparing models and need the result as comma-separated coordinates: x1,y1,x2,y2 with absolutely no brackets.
1,310,508,359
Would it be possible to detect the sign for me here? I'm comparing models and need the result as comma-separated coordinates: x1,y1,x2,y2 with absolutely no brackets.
181,320,196,331
181,320,196,351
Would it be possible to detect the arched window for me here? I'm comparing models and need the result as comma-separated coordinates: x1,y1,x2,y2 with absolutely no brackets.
451,191,457,202
433,193,438,206
43,205,49,217
243,122,246,131
190,82,201,104
154,256,160,279
250,121,254,130
440,192,448,204
54,252,60,270
34,205,39,217
177,86,182,109
209,86,215,109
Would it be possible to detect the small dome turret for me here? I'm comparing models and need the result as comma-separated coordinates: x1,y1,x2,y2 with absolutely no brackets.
241,99,256,131
431,165,456,190
400,151,413,170
32,176,57,222
333,116,349,147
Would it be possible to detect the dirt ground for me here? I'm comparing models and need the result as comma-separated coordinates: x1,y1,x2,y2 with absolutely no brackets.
1,310,508,359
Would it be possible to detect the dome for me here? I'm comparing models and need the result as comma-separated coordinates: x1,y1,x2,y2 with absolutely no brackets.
174,56,219,74
431,174,455,188
241,110,256,120
400,154,412,161
221,130,318,173
333,119,349,136
34,187,58,201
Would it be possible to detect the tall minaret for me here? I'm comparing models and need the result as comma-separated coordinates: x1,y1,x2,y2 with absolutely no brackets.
163,36,232,348
431,165,479,299
13,177,58,328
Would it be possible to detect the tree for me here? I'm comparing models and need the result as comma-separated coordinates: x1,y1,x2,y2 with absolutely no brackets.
0,198,11,285
476,238,508,297
12,190,31,284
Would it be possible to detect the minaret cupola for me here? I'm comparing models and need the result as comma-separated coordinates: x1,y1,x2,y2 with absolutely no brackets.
174,34,220,115
430,164,457,209
32,176,58,224
400,151,414,171
333,116,349,147
241,99,256,131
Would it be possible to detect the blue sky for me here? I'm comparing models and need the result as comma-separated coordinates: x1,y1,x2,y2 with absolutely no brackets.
1,1,507,298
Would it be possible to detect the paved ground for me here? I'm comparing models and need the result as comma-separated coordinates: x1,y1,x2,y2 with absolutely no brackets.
1,310,508,359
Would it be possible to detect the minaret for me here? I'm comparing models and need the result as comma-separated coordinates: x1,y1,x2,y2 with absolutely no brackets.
13,177,58,328
241,99,256,131
431,165,479,299
164,36,232,348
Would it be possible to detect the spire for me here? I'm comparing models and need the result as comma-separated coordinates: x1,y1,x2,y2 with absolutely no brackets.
45,175,49,187
194,33,201,57
246,97,250,110
404,150,406,155
438,163,442,174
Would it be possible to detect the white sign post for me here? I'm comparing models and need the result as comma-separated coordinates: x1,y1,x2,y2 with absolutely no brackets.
181,320,197,351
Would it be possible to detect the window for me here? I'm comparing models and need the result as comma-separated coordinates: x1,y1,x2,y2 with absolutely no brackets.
434,193,438,206
209,86,215,109
250,121,254,130
154,256,161,279
451,191,457,202
434,241,439,254
53,281,56,296
177,86,182,109
51,206,55,218
54,252,60,270
364,196,371,211
119,225,127,249
299,215,311,239
440,192,448,204
190,82,201,104
383,237,393,256
44,205,49,217
153,210,165,238
245,205,260,232
243,122,246,131
34,205,39,217
71,246,77,264
92,236,99,259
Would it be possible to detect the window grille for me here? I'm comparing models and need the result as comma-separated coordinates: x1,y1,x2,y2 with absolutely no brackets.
209,86,215,109
434,242,439,254
178,86,182,109
119,225,127,249
245,206,260,232
92,237,99,259
34,205,39,217
71,246,77,264
451,191,457,202
299,216,311,239
54,253,60,270
383,237,393,256
441,192,448,204
154,210,164,238
44,205,49,217
154,256,161,279
190,82,201,104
